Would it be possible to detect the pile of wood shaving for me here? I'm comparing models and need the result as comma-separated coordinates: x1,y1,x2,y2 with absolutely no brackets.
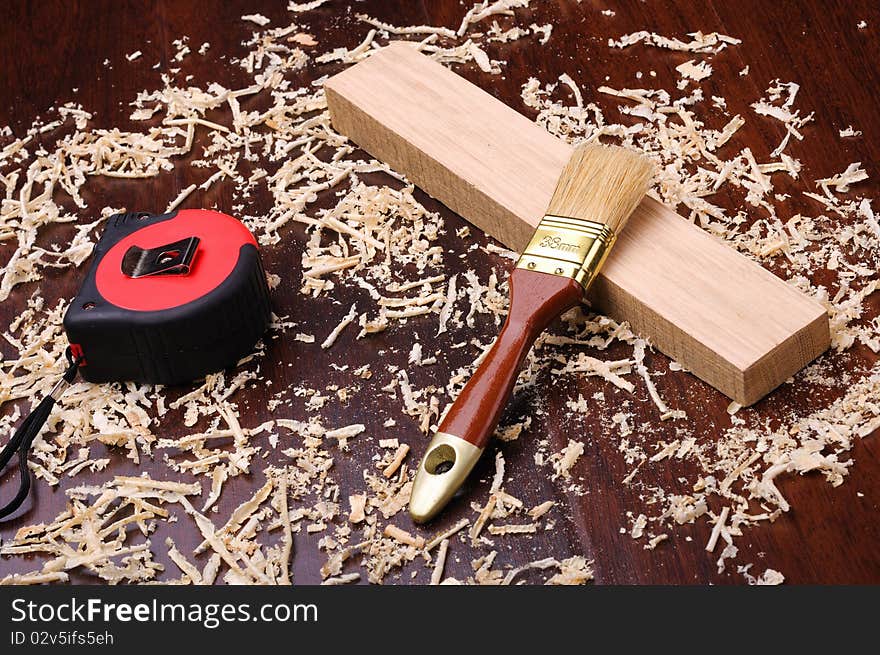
1,3,877,585
522,24,878,579
1,475,201,585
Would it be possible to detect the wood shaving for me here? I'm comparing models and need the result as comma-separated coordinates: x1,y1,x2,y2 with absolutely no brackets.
430,538,450,584
839,125,862,138
426,517,470,551
550,439,585,480
2,0,877,587
705,506,730,553
528,500,554,519
545,556,594,585
382,443,410,478
288,0,332,12
322,572,361,585
609,30,741,54
755,568,785,585
348,494,367,523
321,303,357,349
241,13,271,26
383,524,425,549
629,513,648,539
488,522,537,535
645,534,668,550
816,162,869,194
469,496,496,543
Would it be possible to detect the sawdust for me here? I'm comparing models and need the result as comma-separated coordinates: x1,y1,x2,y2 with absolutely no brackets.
1,1,877,586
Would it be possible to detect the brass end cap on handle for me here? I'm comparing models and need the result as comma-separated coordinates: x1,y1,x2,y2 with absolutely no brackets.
409,432,483,524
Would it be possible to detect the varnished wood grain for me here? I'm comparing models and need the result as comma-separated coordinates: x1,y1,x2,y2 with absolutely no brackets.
0,0,878,584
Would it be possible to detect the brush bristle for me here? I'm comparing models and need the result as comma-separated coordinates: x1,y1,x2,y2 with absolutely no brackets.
546,144,655,232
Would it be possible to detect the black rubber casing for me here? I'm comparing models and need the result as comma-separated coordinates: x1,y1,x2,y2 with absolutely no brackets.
63,211,272,385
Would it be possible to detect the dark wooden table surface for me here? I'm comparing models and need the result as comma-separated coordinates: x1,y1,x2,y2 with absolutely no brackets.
1,0,878,584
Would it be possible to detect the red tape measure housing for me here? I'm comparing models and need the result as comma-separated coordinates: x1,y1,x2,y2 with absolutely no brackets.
64,209,271,385
96,209,257,311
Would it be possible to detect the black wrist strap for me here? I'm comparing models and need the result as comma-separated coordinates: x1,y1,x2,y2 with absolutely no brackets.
0,347,81,520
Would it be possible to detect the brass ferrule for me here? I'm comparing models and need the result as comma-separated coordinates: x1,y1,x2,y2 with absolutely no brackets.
409,432,484,524
515,215,617,293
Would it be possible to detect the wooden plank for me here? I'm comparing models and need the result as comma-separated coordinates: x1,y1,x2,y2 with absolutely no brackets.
324,43,830,406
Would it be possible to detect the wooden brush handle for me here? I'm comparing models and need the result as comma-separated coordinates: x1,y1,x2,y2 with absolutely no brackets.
439,268,583,449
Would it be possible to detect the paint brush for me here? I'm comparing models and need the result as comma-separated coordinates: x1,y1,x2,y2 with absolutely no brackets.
409,143,655,523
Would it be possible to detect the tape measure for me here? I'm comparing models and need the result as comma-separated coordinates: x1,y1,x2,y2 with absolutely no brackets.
0,208,271,519
64,208,271,383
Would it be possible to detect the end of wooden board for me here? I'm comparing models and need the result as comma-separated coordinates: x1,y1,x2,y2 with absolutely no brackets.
740,306,831,406
324,44,831,406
